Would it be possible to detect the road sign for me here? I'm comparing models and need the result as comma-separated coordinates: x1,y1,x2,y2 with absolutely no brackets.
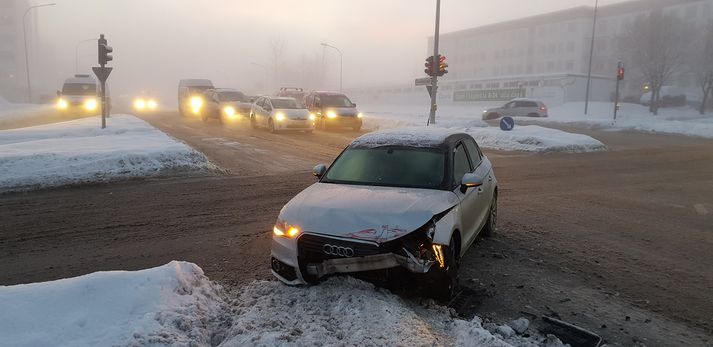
92,66,112,82
500,116,515,131
415,77,431,86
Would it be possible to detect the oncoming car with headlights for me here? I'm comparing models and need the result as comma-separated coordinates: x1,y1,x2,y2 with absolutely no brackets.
271,128,498,299
177,79,214,117
132,94,159,112
250,96,315,133
55,74,102,114
201,88,251,124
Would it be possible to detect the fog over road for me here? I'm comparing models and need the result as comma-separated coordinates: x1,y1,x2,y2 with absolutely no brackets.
1,111,712,346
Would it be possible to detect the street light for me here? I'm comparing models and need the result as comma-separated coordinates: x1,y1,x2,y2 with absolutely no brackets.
584,0,599,115
321,42,343,92
75,38,96,74
251,62,269,91
23,3,56,103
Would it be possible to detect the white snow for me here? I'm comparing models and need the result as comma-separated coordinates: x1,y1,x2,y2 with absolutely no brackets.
0,103,54,127
0,261,227,347
0,114,217,191
352,126,461,147
464,125,605,153
0,262,569,347
541,102,713,139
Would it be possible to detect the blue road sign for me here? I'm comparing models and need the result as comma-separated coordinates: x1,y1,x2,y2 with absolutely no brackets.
500,116,515,131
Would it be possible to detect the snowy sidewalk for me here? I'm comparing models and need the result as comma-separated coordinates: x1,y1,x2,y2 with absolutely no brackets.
0,262,568,347
0,115,217,192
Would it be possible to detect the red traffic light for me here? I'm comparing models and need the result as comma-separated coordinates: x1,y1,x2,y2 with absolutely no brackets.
439,55,446,63
617,67,625,80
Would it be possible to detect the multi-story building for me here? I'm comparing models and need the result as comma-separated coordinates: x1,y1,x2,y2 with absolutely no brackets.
429,0,713,105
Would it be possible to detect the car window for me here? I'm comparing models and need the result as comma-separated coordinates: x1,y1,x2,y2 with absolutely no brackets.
463,138,482,168
503,102,514,109
321,94,354,107
271,98,302,109
453,143,472,185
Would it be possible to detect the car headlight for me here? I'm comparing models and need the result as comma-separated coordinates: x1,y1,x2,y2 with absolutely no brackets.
357,112,364,118
56,99,68,109
327,111,337,119
275,112,286,122
273,220,301,238
309,113,316,121
84,99,98,111
483,110,488,114
147,99,158,110
134,99,146,110
190,96,203,109
224,106,236,117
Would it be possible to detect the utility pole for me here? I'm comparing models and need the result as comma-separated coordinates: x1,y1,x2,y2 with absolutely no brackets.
321,43,343,92
22,3,56,103
584,0,599,115
428,0,441,125
614,61,624,121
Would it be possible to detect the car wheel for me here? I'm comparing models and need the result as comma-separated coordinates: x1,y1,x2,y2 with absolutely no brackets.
268,119,276,133
482,192,498,238
487,113,500,120
433,235,460,301
250,115,257,129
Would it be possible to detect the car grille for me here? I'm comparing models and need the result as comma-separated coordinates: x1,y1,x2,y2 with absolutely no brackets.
298,234,384,262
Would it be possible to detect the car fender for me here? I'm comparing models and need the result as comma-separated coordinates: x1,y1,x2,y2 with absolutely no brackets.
432,204,461,247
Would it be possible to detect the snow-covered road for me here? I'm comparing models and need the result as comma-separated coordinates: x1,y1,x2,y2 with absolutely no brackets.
0,114,217,191
0,262,568,347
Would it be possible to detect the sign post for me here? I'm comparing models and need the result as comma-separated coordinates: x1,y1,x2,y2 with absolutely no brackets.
92,34,113,129
613,61,624,121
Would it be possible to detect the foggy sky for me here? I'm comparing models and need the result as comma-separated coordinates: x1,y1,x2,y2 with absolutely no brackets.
28,0,629,102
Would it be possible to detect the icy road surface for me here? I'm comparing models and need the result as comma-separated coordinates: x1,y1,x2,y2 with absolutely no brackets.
0,261,569,347
0,114,217,192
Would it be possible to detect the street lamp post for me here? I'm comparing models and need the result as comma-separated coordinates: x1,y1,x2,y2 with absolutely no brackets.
584,0,599,115
23,3,56,103
321,42,343,92
75,38,96,74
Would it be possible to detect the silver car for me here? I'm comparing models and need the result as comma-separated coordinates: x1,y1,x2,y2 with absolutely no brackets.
270,128,498,299
482,98,548,120
250,96,315,133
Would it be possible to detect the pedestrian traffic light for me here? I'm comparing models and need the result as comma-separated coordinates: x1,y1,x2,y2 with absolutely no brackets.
424,56,435,76
617,67,625,80
98,34,113,67
437,55,448,77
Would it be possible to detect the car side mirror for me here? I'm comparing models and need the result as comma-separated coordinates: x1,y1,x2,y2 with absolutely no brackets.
313,164,327,178
460,172,482,193
352,103,357,107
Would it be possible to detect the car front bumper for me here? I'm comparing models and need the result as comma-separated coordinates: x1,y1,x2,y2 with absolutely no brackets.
275,119,315,131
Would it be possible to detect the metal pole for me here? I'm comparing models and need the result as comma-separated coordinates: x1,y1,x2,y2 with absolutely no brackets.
22,3,55,103
584,0,599,115
101,79,106,129
321,43,343,92
613,61,621,121
428,0,441,125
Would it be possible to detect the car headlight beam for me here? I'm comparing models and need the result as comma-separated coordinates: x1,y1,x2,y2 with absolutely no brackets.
56,99,68,109
309,113,316,121
147,99,158,110
134,99,146,110
273,221,301,238
327,111,337,119
275,112,286,122
84,99,98,111
224,106,236,117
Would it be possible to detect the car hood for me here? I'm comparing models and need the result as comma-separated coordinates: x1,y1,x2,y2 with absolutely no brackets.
325,107,358,116
279,183,458,243
276,108,310,119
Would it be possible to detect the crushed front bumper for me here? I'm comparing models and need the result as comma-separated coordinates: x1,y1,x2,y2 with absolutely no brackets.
304,252,433,278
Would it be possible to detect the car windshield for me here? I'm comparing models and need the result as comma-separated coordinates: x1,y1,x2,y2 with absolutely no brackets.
62,83,96,96
218,91,246,102
271,98,302,109
188,86,212,93
323,147,445,189
321,95,354,107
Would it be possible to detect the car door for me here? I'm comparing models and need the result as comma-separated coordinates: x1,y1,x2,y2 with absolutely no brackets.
463,138,493,237
204,90,218,116
262,99,274,126
501,101,515,117
451,142,479,247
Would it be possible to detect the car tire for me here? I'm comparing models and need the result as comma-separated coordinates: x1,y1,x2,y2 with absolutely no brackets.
482,192,498,238
268,119,276,133
250,115,257,129
433,235,460,301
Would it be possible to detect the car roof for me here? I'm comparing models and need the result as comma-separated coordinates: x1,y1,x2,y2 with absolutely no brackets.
268,96,297,101
64,77,96,84
180,79,213,87
350,127,470,149
510,98,543,103
214,88,243,93
309,91,346,96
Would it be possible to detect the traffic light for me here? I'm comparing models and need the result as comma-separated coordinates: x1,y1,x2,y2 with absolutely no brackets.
437,55,448,76
424,56,435,76
98,34,113,67
617,67,625,80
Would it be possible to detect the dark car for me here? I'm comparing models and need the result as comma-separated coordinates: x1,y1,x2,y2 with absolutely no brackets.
178,79,214,117
304,91,363,131
200,88,251,124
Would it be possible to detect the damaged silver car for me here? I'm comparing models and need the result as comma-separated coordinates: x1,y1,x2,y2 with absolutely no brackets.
270,128,498,299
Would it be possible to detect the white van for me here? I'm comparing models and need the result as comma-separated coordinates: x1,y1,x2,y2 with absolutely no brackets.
56,75,109,114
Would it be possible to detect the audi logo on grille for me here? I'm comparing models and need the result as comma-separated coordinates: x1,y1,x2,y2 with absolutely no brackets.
322,244,354,257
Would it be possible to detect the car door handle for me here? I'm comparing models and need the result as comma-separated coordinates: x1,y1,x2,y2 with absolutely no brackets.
477,187,484,194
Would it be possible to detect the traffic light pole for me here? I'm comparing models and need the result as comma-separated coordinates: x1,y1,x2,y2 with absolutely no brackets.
93,34,113,129
428,0,441,125
613,61,622,121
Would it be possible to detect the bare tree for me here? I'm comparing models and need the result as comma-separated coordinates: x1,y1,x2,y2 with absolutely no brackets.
618,11,692,115
695,22,713,115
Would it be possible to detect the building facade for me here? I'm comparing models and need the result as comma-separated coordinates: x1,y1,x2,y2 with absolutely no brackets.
430,0,713,105
0,0,20,101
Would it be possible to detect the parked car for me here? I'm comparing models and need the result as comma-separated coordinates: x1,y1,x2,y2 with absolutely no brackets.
482,98,547,120
276,87,306,105
200,88,251,123
270,128,498,299
177,79,214,116
250,96,315,133
55,74,106,115
640,86,686,107
304,91,363,131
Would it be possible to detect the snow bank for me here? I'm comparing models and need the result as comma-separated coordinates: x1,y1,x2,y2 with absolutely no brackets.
0,261,227,347
0,114,217,191
464,125,606,153
0,103,55,126
222,276,566,347
545,102,713,138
